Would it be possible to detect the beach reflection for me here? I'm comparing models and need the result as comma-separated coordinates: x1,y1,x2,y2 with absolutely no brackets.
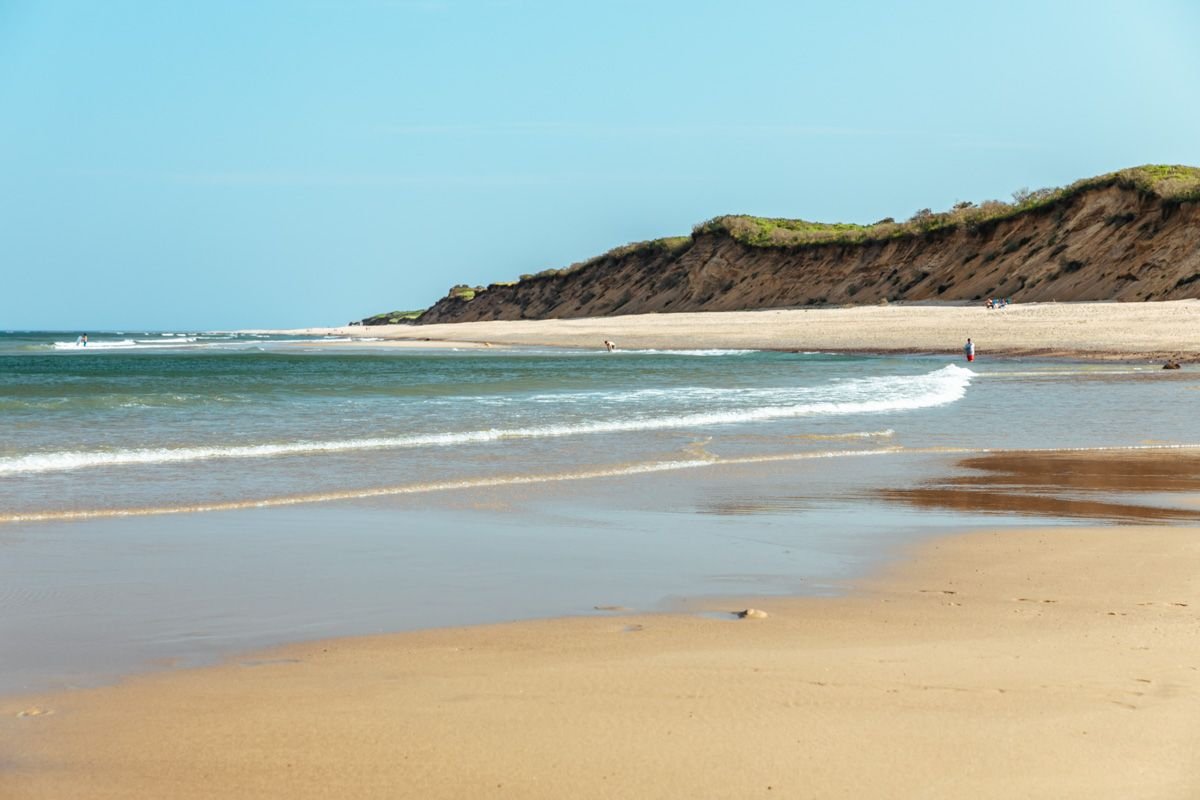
881,451,1200,523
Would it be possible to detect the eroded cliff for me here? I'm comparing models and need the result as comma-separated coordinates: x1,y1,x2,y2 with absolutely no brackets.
394,168,1200,324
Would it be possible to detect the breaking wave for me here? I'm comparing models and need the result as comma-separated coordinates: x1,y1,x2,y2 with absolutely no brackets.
0,365,973,476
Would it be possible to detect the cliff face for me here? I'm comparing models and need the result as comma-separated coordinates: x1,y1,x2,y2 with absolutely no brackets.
416,183,1200,324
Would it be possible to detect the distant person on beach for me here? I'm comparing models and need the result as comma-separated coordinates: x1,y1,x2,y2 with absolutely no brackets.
77,333,88,347
603,340,616,352
964,338,975,362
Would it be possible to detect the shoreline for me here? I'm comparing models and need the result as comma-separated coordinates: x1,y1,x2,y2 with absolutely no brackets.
4,516,1198,798
267,300,1200,363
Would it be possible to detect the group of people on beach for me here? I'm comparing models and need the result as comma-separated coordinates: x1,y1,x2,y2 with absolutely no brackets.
985,297,1011,309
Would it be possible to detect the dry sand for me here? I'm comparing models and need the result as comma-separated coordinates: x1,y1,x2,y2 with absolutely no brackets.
3,519,1198,798
289,300,1200,361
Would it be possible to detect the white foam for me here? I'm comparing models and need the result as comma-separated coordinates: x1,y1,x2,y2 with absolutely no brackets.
530,365,971,407
792,429,895,440
52,337,199,350
0,448,898,524
47,335,343,351
618,348,758,356
6,442,1200,525
977,368,1154,378
0,366,974,476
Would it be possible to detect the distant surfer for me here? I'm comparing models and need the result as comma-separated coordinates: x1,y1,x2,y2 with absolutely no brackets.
963,337,975,362
603,339,616,352
76,333,88,347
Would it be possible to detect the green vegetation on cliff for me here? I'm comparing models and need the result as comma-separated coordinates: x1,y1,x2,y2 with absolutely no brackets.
362,286,484,324
514,236,693,283
361,309,425,325
695,165,1200,248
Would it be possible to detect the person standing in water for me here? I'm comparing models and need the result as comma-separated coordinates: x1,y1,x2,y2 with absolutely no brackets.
963,337,975,362
603,340,616,352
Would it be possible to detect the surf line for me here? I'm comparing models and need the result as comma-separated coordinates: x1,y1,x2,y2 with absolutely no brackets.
7,441,1200,525
0,366,974,477
2,447,916,524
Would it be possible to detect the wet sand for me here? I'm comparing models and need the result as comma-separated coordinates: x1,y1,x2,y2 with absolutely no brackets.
3,451,1199,799
285,300,1200,361
884,449,1200,523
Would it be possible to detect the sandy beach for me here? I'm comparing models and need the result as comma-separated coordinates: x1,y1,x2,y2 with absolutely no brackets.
289,300,1200,361
3,446,1199,799
3,524,1197,798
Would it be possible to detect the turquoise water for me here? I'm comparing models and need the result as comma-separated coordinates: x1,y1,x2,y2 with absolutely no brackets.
3,331,1193,520
2,330,1198,692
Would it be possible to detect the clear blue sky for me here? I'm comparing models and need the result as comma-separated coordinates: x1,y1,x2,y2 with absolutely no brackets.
2,0,1198,330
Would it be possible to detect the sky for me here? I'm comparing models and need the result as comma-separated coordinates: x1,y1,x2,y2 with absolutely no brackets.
2,0,1198,330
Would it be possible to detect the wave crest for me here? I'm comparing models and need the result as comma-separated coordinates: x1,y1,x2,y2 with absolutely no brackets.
0,365,974,476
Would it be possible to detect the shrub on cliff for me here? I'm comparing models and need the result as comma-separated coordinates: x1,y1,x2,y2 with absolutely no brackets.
361,309,424,325
446,284,481,301
692,165,1200,249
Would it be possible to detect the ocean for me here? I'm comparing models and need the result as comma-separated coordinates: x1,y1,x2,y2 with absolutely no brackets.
2,330,1198,692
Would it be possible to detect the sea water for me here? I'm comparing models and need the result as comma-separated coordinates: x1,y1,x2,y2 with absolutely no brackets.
1,331,1198,691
